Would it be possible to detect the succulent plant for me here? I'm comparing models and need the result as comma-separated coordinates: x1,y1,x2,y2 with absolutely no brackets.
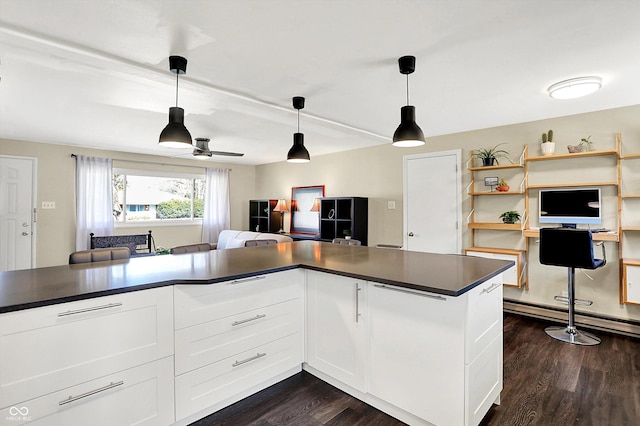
542,130,554,143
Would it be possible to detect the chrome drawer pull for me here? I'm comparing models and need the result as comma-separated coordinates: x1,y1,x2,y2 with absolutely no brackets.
232,314,266,326
59,381,124,405
228,276,266,285
232,352,266,367
374,284,446,301
57,302,123,317
481,283,502,294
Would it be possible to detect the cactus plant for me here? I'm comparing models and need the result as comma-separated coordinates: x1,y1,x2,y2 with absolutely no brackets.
542,130,554,143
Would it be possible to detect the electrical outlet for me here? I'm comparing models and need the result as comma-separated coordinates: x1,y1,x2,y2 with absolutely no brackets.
387,200,396,210
41,201,56,209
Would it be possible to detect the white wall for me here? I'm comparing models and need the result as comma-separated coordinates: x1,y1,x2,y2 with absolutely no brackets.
0,139,256,267
255,105,640,322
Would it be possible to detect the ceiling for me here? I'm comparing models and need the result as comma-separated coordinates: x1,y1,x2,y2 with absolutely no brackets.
1,0,640,166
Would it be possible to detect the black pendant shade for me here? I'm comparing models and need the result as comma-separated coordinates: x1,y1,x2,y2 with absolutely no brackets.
159,56,193,148
392,55,425,147
287,96,310,163
159,107,193,148
287,133,310,163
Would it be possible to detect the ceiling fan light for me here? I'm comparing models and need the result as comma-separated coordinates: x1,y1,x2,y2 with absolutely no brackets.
287,133,310,163
393,106,425,147
548,76,602,99
159,108,192,148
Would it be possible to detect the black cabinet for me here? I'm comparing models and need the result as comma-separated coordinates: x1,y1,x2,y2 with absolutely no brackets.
319,197,368,245
249,199,280,233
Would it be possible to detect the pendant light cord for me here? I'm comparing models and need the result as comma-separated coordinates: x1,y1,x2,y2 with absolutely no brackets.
297,109,300,132
406,74,410,106
175,72,179,107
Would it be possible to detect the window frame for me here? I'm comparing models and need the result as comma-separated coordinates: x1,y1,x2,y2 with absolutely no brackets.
113,168,205,228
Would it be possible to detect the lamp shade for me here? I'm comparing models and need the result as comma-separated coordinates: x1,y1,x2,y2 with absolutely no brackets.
159,107,193,148
287,133,310,163
310,198,320,212
273,199,289,212
392,106,425,147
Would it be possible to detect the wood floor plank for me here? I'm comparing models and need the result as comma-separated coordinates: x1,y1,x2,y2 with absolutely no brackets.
192,314,640,426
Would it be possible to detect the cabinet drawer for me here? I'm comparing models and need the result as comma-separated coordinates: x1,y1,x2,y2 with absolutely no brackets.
465,275,503,363
465,249,524,287
1,356,175,426
465,334,502,426
0,287,173,408
175,298,303,375
175,333,303,420
174,269,303,330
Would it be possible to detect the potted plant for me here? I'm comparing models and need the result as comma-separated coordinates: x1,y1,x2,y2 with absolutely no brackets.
541,130,555,156
343,229,352,240
499,210,521,224
496,178,510,192
473,144,511,166
568,135,593,153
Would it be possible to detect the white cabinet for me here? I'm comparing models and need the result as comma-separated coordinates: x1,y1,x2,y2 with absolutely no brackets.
174,270,304,421
2,356,175,426
305,270,366,391
623,262,640,304
466,248,526,288
368,276,503,426
0,286,174,412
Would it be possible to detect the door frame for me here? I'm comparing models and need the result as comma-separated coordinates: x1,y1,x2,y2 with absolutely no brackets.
0,155,38,268
403,150,462,253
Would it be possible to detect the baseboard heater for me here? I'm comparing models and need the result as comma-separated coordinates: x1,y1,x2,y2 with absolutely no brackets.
503,298,640,339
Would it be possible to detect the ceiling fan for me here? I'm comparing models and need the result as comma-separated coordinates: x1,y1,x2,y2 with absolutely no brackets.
183,137,244,159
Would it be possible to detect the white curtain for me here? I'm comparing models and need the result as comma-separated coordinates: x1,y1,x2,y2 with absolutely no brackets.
75,155,114,250
202,168,230,243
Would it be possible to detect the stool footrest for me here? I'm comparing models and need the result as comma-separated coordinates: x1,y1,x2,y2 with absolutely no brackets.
553,295,593,306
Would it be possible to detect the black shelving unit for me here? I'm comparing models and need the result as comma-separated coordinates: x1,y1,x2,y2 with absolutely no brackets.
249,199,280,233
319,197,368,245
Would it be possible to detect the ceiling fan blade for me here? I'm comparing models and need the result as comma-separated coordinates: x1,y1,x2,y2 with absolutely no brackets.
210,151,245,157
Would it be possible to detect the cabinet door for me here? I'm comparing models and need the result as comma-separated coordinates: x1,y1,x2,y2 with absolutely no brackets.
466,249,522,287
1,356,174,426
368,282,466,426
624,264,640,304
305,270,366,391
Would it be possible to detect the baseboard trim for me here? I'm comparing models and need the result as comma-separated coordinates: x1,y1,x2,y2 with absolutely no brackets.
503,299,640,339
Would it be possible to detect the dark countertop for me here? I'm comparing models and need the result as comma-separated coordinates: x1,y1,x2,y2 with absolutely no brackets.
0,241,513,313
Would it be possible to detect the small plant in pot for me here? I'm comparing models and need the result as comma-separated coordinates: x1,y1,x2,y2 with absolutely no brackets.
343,229,352,240
499,210,521,224
568,135,593,153
541,130,555,156
496,179,510,192
474,144,511,167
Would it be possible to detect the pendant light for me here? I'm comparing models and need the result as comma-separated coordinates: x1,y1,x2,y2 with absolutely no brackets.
287,96,310,163
392,55,425,147
159,56,193,148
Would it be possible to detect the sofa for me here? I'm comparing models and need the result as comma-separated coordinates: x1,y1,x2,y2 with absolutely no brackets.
213,230,293,249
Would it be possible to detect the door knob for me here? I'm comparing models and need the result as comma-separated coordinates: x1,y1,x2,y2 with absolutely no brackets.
22,232,29,236
22,223,29,227
408,232,414,237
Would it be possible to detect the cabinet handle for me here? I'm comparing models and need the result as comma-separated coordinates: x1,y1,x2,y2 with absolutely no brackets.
57,302,122,317
228,276,266,285
232,314,266,326
481,282,502,294
374,284,446,301
354,283,361,323
59,381,124,406
232,352,266,367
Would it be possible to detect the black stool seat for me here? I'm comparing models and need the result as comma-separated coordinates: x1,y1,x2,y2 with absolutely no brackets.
539,227,606,346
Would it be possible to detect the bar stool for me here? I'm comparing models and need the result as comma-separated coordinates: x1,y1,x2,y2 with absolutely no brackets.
539,227,606,346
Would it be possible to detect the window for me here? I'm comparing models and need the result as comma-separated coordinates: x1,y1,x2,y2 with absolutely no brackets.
113,169,205,224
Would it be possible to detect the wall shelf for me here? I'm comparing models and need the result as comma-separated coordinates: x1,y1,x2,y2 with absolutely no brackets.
527,181,618,189
468,222,523,231
468,190,524,196
523,228,619,242
525,149,619,162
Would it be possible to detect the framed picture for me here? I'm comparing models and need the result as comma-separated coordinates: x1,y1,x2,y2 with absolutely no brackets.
290,185,324,234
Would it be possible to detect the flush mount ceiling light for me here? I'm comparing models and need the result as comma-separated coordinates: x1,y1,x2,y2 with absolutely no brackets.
287,96,310,163
393,55,425,147
159,55,193,148
548,76,602,100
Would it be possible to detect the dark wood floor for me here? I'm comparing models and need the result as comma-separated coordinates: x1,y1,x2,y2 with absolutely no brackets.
191,314,640,425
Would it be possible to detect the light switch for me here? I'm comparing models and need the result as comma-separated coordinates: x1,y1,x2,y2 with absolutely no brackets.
387,200,396,210
42,201,56,209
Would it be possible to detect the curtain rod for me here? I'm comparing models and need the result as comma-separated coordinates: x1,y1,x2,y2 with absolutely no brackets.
70,154,232,171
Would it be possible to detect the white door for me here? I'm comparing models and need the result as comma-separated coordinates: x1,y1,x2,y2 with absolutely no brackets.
404,150,461,254
0,156,36,271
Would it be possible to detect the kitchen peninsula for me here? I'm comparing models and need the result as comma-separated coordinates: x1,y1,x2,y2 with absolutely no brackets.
0,241,511,426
